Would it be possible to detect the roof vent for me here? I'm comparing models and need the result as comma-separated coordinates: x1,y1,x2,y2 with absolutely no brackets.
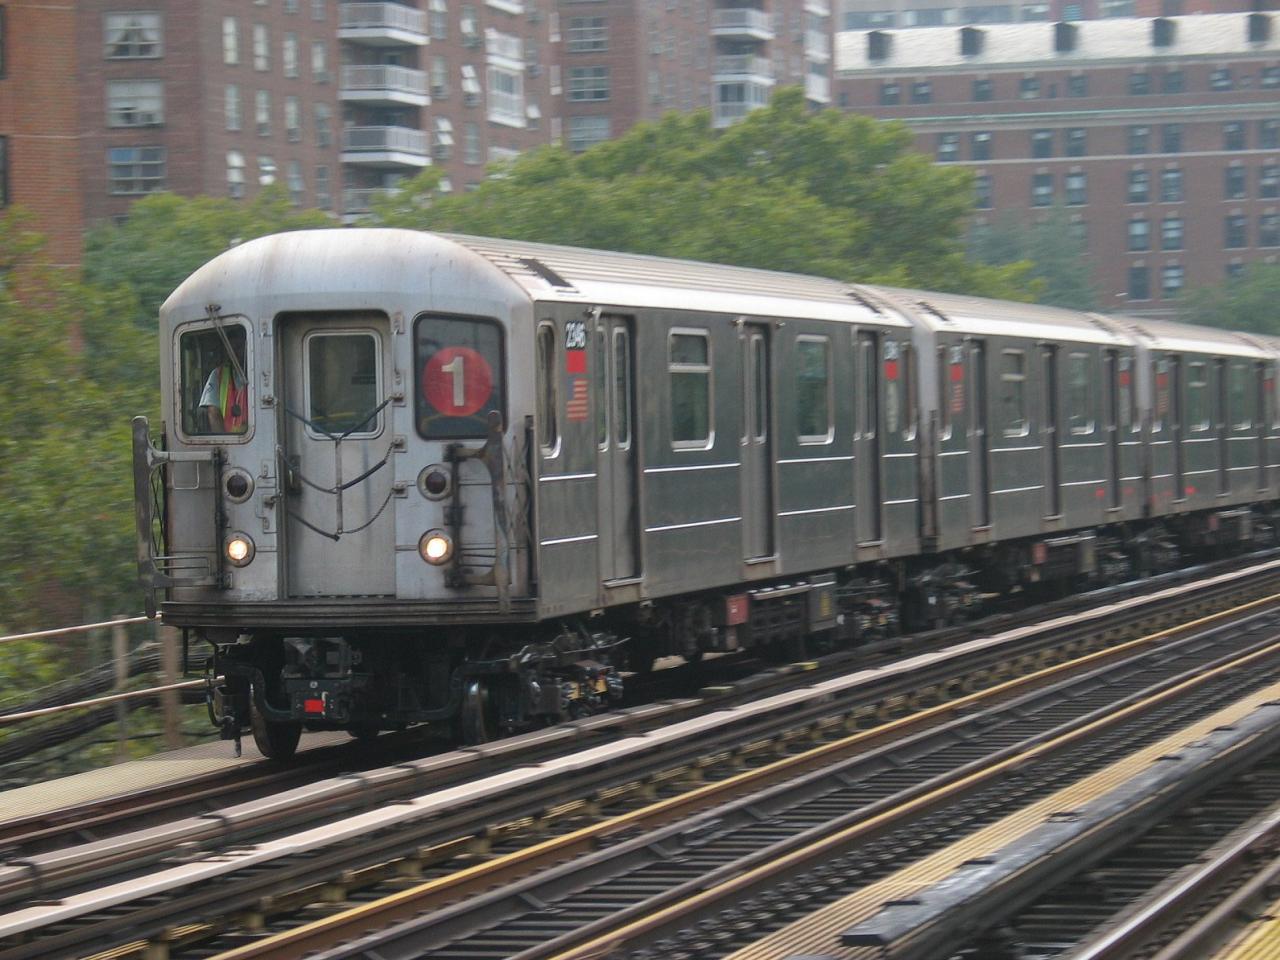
1248,12,1271,43
517,257,575,290
960,26,984,56
1053,21,1078,52
1152,17,1176,47
868,30,892,61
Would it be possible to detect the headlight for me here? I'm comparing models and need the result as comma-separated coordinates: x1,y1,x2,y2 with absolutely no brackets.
224,469,254,503
225,533,256,567
418,529,454,565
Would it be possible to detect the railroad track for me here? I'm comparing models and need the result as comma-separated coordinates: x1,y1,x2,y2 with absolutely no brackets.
5,559,1280,960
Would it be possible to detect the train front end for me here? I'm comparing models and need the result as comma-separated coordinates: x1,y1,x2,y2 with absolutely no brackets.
131,229,613,755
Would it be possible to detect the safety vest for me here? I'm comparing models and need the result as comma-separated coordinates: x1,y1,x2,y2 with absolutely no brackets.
218,366,248,433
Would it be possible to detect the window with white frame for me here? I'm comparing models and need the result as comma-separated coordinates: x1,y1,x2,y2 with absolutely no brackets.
105,12,162,59
463,121,481,163
223,17,239,65
487,65,524,125
227,151,245,198
669,331,712,448
283,32,298,77
284,96,301,141
566,16,607,51
312,0,326,19
258,155,276,186
429,0,448,38
311,40,328,81
795,336,832,443
314,164,331,210
567,115,609,152
314,102,331,147
460,64,481,105
433,116,454,159
107,79,164,127
287,160,304,205
568,65,609,101
255,90,270,135
430,55,449,97
109,146,165,195
225,84,241,131
253,23,269,70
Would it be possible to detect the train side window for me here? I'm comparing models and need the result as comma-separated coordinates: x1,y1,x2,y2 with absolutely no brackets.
1229,362,1251,430
1118,355,1134,433
595,327,608,450
1067,351,1095,436
670,330,712,449
614,328,632,449
1000,349,1029,438
536,324,558,456
178,322,250,438
937,346,952,442
1272,363,1280,432
796,335,832,443
1187,362,1210,432
751,333,767,442
1153,359,1169,434
901,343,917,442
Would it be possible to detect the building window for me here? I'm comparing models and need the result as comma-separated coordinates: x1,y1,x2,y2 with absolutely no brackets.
314,102,330,146
1064,127,1086,157
1261,214,1280,248
1128,265,1150,300
971,131,991,161
911,80,932,103
1161,263,1183,298
257,155,276,187
975,174,992,209
463,122,481,164
1225,214,1248,249
937,133,959,162
1031,172,1053,207
488,66,526,124
1067,74,1087,97
433,116,454,159
283,32,298,77
1019,76,1039,99
430,0,447,39
879,81,900,105
1128,72,1150,95
1031,129,1053,158
430,55,449,98
1101,0,1134,13
1022,2,1050,19
972,78,993,101
567,65,609,101
0,136,8,207
252,23,269,71
227,151,245,198
1065,171,1086,205
255,90,270,135
1161,70,1184,93
284,96,301,141
311,41,328,82
1227,262,1246,280
106,79,164,127
1128,169,1149,203
1263,66,1280,89
286,160,304,205
1162,216,1183,251
669,331,712,448
222,17,239,65
105,12,162,59
1160,168,1182,203
1225,122,1246,151
1127,125,1149,155
1127,218,1150,252
108,146,165,195
1226,166,1247,199
1262,120,1280,150
566,16,607,51
1210,68,1233,91
315,165,330,210
461,64,481,105
312,0,326,19
1161,124,1182,154
225,84,241,131
1262,163,1280,199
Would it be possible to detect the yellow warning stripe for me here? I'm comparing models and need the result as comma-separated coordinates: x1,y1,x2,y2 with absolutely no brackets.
1213,893,1280,960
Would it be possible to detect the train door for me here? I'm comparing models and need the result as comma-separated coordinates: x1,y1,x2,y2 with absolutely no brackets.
1216,358,1230,495
595,314,640,582
1104,350,1122,509
1171,356,1185,500
969,340,991,528
740,324,774,560
1041,345,1062,517
280,314,395,596
856,330,883,543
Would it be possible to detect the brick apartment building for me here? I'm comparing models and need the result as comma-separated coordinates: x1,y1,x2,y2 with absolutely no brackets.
837,11,1280,314
840,0,1257,30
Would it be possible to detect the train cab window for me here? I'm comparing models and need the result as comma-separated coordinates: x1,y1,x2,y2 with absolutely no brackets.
178,322,250,438
307,332,382,436
415,315,506,440
1229,362,1251,430
536,324,558,455
796,336,832,443
1187,363,1210,432
670,330,712,449
1067,352,1095,436
1000,349,1029,438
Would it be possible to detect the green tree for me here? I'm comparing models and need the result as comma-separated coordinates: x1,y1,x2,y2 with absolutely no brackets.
967,207,1095,311
1180,263,1280,335
82,186,332,323
371,88,1032,299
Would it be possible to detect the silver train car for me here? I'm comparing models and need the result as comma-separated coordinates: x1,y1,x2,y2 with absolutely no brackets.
132,229,1280,756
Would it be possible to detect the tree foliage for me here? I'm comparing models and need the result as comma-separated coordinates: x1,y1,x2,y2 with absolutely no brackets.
967,207,1096,311
371,88,1033,299
1179,263,1280,335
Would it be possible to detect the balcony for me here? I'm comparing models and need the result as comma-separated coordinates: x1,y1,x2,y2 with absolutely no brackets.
805,73,831,104
341,126,430,167
338,2,429,46
805,30,830,62
343,186,399,215
712,55,774,84
803,0,830,15
711,7,774,40
340,64,430,107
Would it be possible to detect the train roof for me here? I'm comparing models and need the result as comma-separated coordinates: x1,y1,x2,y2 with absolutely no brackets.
1101,314,1273,359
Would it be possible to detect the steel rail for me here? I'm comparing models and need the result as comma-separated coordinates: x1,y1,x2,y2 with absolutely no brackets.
198,599,1280,960
0,679,206,725
0,616,151,646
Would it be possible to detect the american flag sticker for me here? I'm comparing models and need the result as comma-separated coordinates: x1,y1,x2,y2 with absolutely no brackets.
566,377,589,421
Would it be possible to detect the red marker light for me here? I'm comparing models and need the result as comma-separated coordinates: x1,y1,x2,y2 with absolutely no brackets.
304,697,325,715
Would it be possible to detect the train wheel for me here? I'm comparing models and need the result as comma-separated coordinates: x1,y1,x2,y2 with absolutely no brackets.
459,679,498,745
251,703,302,760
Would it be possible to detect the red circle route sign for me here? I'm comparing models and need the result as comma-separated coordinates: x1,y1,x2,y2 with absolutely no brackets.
423,346,493,417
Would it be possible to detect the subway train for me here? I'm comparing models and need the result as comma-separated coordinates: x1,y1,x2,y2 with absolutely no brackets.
132,229,1280,757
